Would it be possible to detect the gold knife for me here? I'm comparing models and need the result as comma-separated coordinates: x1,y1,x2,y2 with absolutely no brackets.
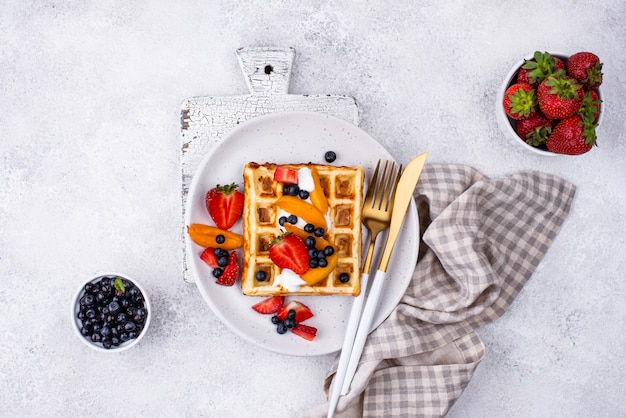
338,152,428,396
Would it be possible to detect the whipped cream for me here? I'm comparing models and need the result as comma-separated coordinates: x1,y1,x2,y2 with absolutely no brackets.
297,167,315,192
274,268,306,292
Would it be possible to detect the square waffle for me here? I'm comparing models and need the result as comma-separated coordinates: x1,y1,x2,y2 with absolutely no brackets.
241,162,364,296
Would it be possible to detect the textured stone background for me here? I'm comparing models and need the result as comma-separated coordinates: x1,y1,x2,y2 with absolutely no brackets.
1,1,625,417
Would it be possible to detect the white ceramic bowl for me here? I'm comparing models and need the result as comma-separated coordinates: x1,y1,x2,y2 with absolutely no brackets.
496,51,604,156
72,272,151,352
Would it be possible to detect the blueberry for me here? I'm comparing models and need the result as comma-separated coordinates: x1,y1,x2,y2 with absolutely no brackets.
308,248,318,258
85,308,96,319
82,294,94,306
324,151,337,163
323,246,335,256
120,332,130,342
305,236,316,249
215,234,225,244
124,322,136,332
277,323,288,334
217,256,229,267
283,184,292,195
271,315,280,324
289,185,300,196
318,258,328,268
213,268,223,278
287,214,298,224
108,301,121,315
111,337,121,346
100,326,111,337
84,282,95,293
309,258,319,268
255,271,267,282
298,190,310,200
91,333,102,343
116,313,128,323
278,216,287,226
284,318,296,328
102,339,112,350
304,223,315,233
339,272,350,283
314,228,325,237
128,331,138,340
287,309,297,320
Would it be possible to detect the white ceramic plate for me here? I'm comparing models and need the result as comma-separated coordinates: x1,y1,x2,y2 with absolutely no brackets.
185,111,420,356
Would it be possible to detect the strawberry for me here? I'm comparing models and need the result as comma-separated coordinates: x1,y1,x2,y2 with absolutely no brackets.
199,247,219,268
268,234,310,275
274,167,298,184
515,112,552,147
291,324,317,341
206,183,244,230
537,75,583,120
277,300,314,323
216,252,239,286
566,52,603,90
520,51,566,86
578,90,602,124
503,83,537,120
252,296,285,314
546,115,597,155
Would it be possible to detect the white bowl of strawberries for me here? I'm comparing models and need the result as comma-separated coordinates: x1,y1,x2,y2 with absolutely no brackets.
496,51,604,156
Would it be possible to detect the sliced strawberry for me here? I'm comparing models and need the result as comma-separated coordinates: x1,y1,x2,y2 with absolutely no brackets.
205,188,219,211
277,300,314,323
228,251,237,265
207,183,244,230
268,234,310,275
216,262,238,286
252,296,285,315
199,247,219,268
274,167,298,184
292,324,317,341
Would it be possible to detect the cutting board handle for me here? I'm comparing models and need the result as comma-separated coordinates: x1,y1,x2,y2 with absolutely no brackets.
236,47,295,96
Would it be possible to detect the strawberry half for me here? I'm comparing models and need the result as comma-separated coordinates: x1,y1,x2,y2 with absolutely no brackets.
291,324,317,341
216,251,239,286
207,183,244,230
251,296,285,315
274,167,298,184
268,234,310,275
199,247,219,268
277,300,314,323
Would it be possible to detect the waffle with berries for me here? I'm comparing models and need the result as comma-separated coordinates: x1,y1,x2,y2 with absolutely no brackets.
241,162,364,296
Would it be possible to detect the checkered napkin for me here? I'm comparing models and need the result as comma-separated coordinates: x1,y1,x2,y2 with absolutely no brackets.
302,164,576,418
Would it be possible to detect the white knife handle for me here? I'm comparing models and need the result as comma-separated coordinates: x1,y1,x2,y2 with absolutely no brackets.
327,272,370,418
340,269,387,395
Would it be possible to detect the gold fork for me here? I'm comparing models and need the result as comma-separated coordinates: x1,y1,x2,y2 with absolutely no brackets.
327,159,401,418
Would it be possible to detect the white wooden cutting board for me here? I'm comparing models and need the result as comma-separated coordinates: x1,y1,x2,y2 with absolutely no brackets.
180,47,360,283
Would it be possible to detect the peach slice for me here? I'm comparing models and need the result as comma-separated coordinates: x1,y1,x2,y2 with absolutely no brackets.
282,223,309,241
187,224,244,250
309,166,329,214
301,237,338,286
275,196,327,230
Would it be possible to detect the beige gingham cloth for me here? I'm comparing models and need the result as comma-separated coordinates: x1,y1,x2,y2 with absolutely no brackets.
303,164,576,418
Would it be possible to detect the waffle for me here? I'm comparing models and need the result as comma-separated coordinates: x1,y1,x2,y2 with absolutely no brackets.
241,162,364,296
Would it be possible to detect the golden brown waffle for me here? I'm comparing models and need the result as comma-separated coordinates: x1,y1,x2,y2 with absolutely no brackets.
241,162,364,296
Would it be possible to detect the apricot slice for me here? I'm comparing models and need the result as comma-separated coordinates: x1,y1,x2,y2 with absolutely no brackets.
309,166,329,214
282,223,309,241
187,224,244,250
275,196,327,230
301,237,338,286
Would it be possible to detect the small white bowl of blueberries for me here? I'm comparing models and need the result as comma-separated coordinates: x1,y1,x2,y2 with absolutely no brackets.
72,273,151,352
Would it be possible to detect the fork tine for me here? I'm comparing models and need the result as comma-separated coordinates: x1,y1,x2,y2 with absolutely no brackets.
364,160,381,207
373,161,390,210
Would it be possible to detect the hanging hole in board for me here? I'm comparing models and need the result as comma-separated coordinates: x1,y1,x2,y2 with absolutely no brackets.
264,65,274,74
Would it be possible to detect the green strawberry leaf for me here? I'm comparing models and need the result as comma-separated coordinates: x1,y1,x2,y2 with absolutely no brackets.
114,277,126,293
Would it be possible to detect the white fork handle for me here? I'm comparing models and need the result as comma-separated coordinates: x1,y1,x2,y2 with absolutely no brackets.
327,272,370,418
340,269,387,395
